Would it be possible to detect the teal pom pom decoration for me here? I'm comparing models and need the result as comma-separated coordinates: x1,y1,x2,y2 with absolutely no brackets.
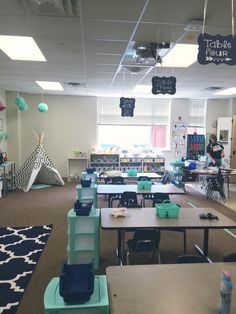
15,96,25,107
15,96,28,112
38,102,48,112
18,101,28,112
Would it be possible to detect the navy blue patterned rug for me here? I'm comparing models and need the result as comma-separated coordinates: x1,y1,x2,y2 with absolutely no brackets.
0,224,53,314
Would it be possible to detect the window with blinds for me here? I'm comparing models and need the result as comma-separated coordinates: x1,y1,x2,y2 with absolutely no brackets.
97,97,170,148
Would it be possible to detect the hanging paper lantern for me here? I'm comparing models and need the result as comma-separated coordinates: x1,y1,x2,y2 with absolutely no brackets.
38,102,48,112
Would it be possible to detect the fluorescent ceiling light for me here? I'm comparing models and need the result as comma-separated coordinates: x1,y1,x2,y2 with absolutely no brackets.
159,44,198,67
214,87,236,96
0,35,46,61
132,85,151,93
36,81,64,91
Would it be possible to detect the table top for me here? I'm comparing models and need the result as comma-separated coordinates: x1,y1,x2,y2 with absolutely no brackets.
106,263,236,314
99,172,162,179
101,207,236,230
97,184,184,195
186,167,236,176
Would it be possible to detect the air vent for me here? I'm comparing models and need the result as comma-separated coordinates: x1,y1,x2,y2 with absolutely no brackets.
64,82,86,89
20,0,79,17
203,87,223,92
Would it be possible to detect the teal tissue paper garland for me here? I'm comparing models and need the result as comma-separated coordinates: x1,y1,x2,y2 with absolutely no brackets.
15,96,28,112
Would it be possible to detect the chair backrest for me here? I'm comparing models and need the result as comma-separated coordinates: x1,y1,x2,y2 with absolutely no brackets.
152,193,170,207
176,255,206,264
130,229,159,252
120,191,138,207
111,176,125,185
137,176,150,181
161,174,169,185
223,252,236,262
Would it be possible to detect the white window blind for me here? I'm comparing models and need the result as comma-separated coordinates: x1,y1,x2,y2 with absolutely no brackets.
97,97,170,126
188,99,206,127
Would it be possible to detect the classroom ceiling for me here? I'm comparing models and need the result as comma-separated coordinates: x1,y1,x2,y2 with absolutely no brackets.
0,0,235,99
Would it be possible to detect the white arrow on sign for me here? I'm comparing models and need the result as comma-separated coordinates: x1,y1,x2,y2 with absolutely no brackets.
205,56,232,62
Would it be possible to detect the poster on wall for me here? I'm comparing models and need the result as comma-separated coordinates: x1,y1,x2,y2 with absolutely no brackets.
172,122,187,159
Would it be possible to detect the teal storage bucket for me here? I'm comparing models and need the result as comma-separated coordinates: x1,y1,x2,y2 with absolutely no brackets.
127,169,138,176
137,181,152,190
156,201,180,218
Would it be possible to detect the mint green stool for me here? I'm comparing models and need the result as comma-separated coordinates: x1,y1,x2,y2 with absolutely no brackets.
44,276,109,314
76,183,97,208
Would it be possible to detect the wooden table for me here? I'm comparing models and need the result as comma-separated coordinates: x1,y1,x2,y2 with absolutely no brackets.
101,207,236,262
97,184,185,207
106,263,236,314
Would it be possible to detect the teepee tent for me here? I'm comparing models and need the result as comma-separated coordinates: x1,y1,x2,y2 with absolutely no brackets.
15,132,64,192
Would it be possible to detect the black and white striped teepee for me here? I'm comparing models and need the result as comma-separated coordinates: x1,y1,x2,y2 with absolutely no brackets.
15,132,64,192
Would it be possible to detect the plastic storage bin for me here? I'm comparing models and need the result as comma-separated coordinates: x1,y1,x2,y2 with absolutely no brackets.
59,262,95,303
137,181,152,190
44,276,109,314
81,172,98,183
127,168,138,176
156,202,180,218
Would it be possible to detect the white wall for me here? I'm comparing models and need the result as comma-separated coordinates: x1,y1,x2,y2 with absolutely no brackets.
6,92,97,177
206,99,232,134
164,98,189,169
0,89,7,153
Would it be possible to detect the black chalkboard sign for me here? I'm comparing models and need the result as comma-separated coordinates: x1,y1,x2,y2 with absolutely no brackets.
119,97,135,117
152,76,176,95
198,33,236,65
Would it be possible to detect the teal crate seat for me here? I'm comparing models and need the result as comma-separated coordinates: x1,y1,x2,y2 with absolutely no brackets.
44,276,109,314
81,172,98,183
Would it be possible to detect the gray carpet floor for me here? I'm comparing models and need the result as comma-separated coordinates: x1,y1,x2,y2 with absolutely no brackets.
0,182,235,314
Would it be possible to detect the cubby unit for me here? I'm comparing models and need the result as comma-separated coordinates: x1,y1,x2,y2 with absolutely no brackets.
90,154,119,172
119,157,142,172
67,157,88,181
67,208,100,269
143,157,165,174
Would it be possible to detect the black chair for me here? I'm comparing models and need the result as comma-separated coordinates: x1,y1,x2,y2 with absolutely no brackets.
176,255,207,264
125,229,161,265
205,169,226,202
118,191,141,208
153,194,187,255
223,252,236,262
109,176,125,207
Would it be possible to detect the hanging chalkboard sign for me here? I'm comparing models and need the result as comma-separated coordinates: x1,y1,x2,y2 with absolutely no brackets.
152,76,176,95
198,33,236,65
119,97,135,117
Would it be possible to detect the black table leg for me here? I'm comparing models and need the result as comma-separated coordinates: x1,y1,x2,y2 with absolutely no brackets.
194,228,212,263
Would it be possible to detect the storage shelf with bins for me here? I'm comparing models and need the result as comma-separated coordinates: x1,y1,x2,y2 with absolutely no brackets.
67,208,100,269
120,157,142,172
67,157,88,181
143,157,165,174
90,154,119,172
